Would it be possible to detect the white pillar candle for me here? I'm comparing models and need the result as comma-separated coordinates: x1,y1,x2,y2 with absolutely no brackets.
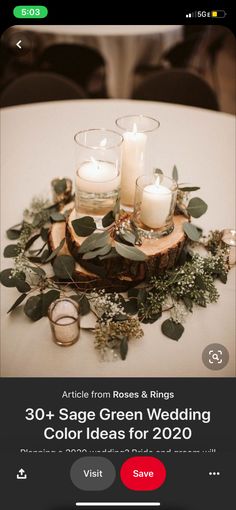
77,159,120,194
121,124,147,206
140,180,172,229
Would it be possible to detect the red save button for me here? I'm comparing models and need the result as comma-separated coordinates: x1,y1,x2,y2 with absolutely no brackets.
120,456,166,491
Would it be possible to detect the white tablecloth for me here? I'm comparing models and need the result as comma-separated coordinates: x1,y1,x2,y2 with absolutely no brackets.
1,99,235,377
16,25,183,97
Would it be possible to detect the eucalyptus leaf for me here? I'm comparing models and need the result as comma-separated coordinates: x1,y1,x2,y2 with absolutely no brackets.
50,212,66,222
119,231,136,245
79,259,107,278
183,223,201,241
219,272,227,284
72,216,96,237
99,247,117,260
0,269,30,291
115,242,146,261
28,256,43,263
124,299,138,315
7,293,27,314
172,165,178,183
161,319,184,340
6,227,22,240
40,249,50,263
102,210,115,228
4,244,20,258
187,197,208,218
137,288,147,305
120,337,128,360
79,295,91,315
71,294,91,315
25,234,41,251
0,268,16,287
127,288,139,298
178,186,200,192
45,238,65,263
78,231,109,254
53,178,67,194
83,245,111,260
15,278,31,293
30,266,46,277
53,255,75,279
41,227,49,242
24,294,44,321
42,290,60,315
29,241,48,257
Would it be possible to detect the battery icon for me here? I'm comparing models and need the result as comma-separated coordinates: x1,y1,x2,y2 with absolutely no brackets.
211,10,227,18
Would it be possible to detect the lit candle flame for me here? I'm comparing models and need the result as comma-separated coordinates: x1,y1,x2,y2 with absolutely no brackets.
132,123,138,134
155,175,160,187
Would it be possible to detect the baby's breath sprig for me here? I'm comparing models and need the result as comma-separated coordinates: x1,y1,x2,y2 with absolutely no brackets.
91,291,143,360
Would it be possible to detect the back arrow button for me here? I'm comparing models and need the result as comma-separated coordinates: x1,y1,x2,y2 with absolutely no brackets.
1,29,32,56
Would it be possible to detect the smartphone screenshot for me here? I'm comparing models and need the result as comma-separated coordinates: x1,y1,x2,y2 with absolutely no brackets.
0,3,235,509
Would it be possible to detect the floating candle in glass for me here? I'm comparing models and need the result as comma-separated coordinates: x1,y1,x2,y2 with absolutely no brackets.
74,129,123,223
77,157,119,193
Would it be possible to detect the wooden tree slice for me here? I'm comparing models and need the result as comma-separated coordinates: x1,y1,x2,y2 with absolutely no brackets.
49,208,187,291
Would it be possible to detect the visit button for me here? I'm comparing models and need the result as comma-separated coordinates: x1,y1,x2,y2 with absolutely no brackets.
120,456,166,491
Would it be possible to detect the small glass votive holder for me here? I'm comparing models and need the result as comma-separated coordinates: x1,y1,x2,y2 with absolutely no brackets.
115,115,160,208
222,229,236,265
176,182,194,208
74,129,123,224
132,174,177,239
48,298,80,347
51,177,73,204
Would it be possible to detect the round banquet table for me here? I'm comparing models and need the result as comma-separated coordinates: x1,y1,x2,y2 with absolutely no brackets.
1,99,235,378
16,25,183,98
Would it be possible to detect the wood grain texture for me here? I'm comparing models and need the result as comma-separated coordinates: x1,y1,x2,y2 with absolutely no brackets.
49,208,187,290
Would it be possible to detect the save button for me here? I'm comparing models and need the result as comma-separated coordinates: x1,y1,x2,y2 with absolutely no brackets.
120,456,166,491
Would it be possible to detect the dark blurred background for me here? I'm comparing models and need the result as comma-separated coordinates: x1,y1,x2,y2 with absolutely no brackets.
0,25,235,112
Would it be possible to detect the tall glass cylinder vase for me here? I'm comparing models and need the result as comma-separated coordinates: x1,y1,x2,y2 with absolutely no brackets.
115,115,160,208
74,129,123,225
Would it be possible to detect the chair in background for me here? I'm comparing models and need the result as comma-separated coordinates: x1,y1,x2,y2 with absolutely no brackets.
39,44,106,97
133,69,219,110
0,71,86,107
135,28,207,79
165,27,228,93
195,27,228,93
161,34,204,69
